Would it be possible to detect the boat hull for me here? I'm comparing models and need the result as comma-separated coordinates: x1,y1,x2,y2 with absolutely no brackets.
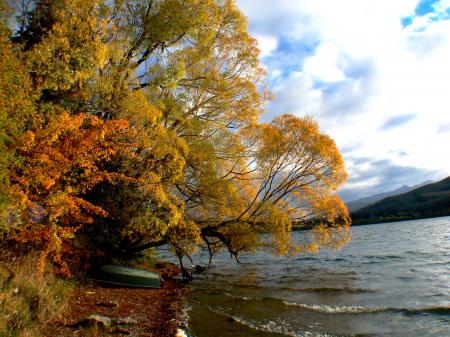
93,265,161,288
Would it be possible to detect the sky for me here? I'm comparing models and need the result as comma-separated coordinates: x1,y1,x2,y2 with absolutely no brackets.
237,0,450,202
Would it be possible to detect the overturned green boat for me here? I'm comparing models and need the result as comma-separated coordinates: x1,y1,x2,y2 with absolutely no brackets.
93,265,161,288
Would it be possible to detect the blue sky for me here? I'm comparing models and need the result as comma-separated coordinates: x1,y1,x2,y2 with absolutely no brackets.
238,0,450,202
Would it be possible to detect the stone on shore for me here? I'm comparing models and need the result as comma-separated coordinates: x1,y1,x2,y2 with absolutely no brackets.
84,314,112,327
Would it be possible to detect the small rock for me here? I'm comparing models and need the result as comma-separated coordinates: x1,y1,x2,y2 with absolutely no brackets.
113,327,131,334
115,316,138,325
84,314,112,327
97,300,119,308
28,204,47,223
194,265,206,273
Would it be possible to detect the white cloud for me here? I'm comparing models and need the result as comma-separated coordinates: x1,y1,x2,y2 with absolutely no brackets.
303,43,346,82
238,0,450,200
434,0,450,12
269,72,322,116
254,34,278,57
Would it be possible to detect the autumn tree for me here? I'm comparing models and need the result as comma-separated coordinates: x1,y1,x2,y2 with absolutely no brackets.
1,0,351,275
178,114,351,263
0,5,36,235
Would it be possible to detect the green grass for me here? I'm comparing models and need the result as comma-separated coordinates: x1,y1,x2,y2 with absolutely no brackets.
0,254,73,337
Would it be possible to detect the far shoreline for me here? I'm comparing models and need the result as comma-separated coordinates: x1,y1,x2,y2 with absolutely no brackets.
350,214,450,226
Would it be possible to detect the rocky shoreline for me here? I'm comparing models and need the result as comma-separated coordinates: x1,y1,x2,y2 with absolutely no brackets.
41,280,187,337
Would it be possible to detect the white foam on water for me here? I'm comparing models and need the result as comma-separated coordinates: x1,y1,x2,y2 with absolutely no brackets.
179,303,192,327
176,328,188,337
283,301,382,314
232,316,299,337
204,304,336,337
223,292,260,301
176,302,192,336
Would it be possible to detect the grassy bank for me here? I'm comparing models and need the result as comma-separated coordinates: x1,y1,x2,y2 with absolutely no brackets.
0,254,186,337
0,255,73,337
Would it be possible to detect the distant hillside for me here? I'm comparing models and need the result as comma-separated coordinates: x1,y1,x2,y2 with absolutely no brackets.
346,180,433,212
351,177,450,225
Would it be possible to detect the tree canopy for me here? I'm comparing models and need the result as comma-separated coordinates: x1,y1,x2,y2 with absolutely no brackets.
1,0,350,276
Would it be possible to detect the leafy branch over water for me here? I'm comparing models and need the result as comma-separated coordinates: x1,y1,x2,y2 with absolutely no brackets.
0,0,349,276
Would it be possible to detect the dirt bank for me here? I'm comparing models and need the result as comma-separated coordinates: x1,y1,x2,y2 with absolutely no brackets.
40,280,187,337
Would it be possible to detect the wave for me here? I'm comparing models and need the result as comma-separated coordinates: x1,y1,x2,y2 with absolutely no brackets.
222,286,374,303
219,291,450,317
295,257,318,261
283,302,450,316
231,316,341,337
283,302,382,314
402,306,450,315
204,304,337,337
360,254,404,261
223,292,261,301
296,287,375,294
273,286,371,294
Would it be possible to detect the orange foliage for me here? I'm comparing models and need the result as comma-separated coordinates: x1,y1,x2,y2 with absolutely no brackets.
1,0,352,274
6,113,134,275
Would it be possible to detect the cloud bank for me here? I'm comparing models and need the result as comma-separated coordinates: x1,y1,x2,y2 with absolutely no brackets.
239,0,450,201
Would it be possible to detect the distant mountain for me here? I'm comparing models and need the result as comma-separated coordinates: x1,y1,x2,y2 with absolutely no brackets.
346,180,433,212
351,177,450,225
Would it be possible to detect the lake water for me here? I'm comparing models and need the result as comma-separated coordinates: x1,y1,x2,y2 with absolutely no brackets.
177,217,449,337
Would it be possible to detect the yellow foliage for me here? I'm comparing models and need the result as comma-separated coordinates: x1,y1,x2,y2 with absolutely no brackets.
0,21,36,234
28,0,108,91
193,114,350,257
1,0,352,271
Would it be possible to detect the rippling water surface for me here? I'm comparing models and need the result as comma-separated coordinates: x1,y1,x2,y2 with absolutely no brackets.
171,217,450,336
